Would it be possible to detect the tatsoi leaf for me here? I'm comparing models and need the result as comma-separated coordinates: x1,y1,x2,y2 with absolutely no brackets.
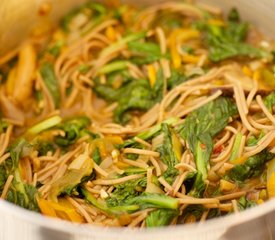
9,138,31,170
4,145,39,212
81,188,140,215
47,40,65,58
40,63,61,108
179,97,237,196
202,9,271,62
113,80,154,124
157,124,181,168
264,91,275,112
94,69,188,124
35,141,56,156
61,2,106,32
167,70,188,89
146,209,178,227
54,116,92,147
106,177,147,207
128,41,165,65
6,179,39,212
162,168,179,185
126,193,179,210
156,124,182,184
247,131,265,147
237,196,256,211
91,147,101,165
122,117,178,148
227,150,275,182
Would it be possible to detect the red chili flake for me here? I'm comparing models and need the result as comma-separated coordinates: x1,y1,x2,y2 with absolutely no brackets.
213,145,223,154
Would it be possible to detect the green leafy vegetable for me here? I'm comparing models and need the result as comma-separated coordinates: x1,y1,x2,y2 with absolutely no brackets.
95,70,165,124
61,2,106,32
203,9,270,62
157,124,181,168
167,70,188,89
114,69,166,124
227,150,275,182
126,193,179,210
27,116,62,135
98,61,129,75
35,141,56,156
247,131,265,147
9,139,31,171
229,132,243,163
156,123,182,184
81,188,139,215
100,32,146,58
128,41,166,65
264,91,275,113
123,117,178,148
47,40,64,57
6,171,39,212
179,97,237,196
237,196,256,211
54,116,93,147
91,147,101,165
146,209,178,227
40,63,61,108
106,177,147,207
0,139,39,211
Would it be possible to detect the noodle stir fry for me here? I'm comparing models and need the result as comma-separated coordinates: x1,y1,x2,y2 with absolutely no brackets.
0,1,275,227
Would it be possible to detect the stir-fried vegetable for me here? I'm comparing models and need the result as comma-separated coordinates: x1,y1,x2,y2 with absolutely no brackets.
40,63,61,108
0,0,275,229
202,8,270,62
179,97,238,196
0,139,38,211
226,150,275,182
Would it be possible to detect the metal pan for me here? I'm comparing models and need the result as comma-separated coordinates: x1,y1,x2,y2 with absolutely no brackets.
0,1,274,239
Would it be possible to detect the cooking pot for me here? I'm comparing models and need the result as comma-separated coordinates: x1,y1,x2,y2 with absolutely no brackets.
0,1,274,239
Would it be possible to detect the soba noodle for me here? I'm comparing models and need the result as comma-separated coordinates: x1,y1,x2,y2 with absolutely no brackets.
0,0,274,228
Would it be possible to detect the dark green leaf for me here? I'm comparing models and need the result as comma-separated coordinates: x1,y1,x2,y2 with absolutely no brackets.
126,193,179,210
54,116,92,147
237,196,256,211
91,147,101,165
179,97,238,196
146,209,178,227
106,177,147,207
40,63,61,108
203,12,270,62
264,91,275,113
227,150,275,182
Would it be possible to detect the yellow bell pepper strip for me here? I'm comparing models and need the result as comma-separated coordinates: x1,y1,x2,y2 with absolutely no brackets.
267,158,275,198
168,29,200,68
147,64,157,87
37,198,85,223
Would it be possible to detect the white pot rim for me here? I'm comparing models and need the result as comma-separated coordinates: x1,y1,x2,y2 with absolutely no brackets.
0,198,275,238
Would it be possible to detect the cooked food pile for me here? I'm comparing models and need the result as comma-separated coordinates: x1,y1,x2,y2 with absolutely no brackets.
0,1,275,227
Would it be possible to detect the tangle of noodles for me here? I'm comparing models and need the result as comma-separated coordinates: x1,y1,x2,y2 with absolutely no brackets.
0,0,274,228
